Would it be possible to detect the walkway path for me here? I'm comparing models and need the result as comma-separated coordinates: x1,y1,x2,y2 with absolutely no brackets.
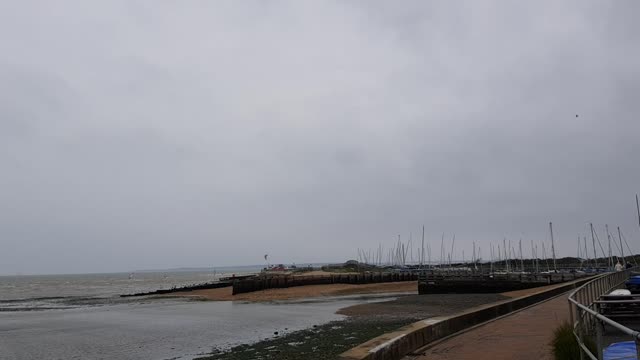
403,292,570,360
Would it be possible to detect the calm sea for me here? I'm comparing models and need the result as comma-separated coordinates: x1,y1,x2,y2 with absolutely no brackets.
0,266,262,310
0,266,392,360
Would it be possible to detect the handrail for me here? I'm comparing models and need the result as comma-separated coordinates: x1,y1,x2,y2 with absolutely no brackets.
568,270,640,338
567,268,640,360
571,300,640,338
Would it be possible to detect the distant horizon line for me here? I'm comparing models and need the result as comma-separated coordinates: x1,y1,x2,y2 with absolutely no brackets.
0,261,339,277
3,254,638,277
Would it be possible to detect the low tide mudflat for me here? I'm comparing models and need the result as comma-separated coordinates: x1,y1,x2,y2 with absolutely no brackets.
1,273,508,360
196,293,507,360
0,296,360,360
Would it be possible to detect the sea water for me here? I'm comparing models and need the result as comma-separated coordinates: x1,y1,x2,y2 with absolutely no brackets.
0,269,392,360
0,267,262,308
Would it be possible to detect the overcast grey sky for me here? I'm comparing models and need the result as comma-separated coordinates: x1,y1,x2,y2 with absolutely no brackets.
1,1,639,275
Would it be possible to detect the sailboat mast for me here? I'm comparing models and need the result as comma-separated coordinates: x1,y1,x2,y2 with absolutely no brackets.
421,225,425,268
502,238,506,272
618,226,625,266
440,233,444,268
549,222,557,271
590,223,598,268
450,235,455,267
606,225,613,268
531,240,535,273
619,229,638,267
584,237,589,265
519,239,524,272
409,232,413,264
490,243,494,273
577,236,581,259
636,194,640,229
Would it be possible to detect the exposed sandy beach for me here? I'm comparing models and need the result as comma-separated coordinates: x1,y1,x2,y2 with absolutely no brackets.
173,280,418,301
174,279,561,302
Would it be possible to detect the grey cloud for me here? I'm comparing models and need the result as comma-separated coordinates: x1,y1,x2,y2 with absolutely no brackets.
1,0,639,274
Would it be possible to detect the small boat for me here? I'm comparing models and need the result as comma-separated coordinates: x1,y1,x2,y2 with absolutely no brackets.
625,276,640,293
609,289,631,296
604,341,636,360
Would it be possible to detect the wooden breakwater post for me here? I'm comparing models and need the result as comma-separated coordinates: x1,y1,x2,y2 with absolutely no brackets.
232,272,418,295
120,280,233,297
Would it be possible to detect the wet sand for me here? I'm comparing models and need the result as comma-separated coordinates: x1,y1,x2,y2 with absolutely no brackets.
337,293,508,318
173,281,418,302
180,279,554,359
0,298,361,360
197,293,508,360
174,279,552,303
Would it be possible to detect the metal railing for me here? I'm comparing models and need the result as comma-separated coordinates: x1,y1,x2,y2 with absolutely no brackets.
568,268,640,360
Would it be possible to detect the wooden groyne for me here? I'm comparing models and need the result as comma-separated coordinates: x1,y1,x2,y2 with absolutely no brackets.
232,272,417,295
120,280,232,297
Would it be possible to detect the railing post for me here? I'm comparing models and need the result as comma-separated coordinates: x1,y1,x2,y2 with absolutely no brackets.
595,305,603,360
578,307,585,360
570,270,640,360
585,282,596,334
569,301,574,328
599,281,603,297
